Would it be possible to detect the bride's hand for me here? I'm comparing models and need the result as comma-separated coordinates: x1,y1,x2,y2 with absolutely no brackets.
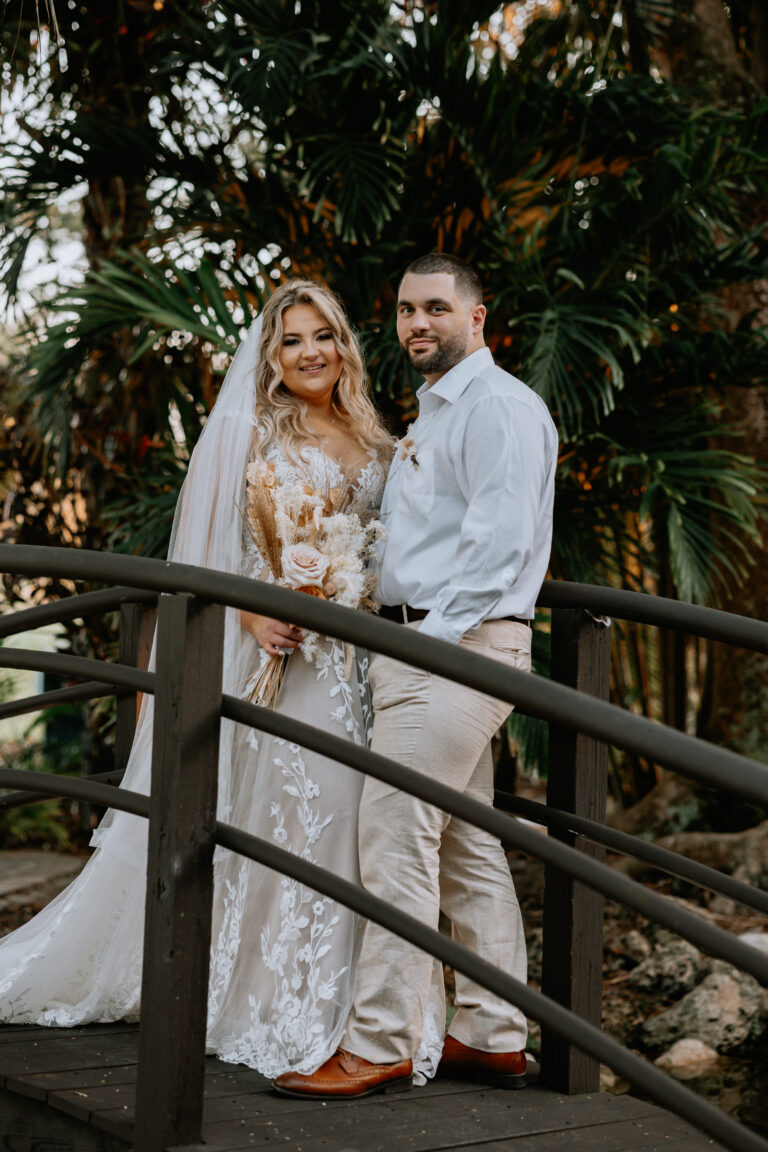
240,611,302,657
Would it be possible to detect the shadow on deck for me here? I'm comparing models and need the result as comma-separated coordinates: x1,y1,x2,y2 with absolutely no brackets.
0,1023,726,1152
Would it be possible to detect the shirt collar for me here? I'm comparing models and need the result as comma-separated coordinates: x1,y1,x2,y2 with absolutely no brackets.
416,347,494,405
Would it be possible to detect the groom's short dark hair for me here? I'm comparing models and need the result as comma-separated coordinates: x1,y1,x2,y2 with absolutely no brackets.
401,253,483,305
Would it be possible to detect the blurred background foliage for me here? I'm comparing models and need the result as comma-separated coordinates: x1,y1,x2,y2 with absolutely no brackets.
1,0,767,807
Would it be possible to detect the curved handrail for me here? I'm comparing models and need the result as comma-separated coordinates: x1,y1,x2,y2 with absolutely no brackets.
498,792,768,917
0,649,154,696
2,546,768,809
0,682,123,724
0,767,125,814
3,545,767,650
221,695,768,986
3,679,768,987
540,579,768,654
0,586,159,640
0,767,149,818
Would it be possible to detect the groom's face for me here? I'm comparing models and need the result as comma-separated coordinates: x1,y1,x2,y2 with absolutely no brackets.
396,271,485,384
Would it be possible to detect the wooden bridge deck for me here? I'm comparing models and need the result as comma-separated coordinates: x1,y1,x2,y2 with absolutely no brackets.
0,1023,727,1152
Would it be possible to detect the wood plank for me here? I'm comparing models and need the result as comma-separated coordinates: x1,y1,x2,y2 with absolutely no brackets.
193,1085,661,1149
541,607,611,1095
203,1068,270,1099
441,1109,730,1151
134,595,225,1152
9,1062,138,1101
0,1034,139,1079
199,1083,473,1124
191,1095,725,1152
49,1080,137,1122
0,1085,130,1151
90,1104,136,1141
0,1027,135,1046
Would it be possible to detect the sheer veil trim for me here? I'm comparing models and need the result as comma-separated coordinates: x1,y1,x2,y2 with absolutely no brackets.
92,316,265,843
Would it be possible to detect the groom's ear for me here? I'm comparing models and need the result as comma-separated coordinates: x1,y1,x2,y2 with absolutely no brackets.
470,304,486,335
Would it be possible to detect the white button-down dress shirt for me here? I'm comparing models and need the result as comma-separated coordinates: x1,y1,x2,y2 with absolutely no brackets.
377,346,558,645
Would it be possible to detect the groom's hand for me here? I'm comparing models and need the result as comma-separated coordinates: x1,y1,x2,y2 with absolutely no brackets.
240,611,302,657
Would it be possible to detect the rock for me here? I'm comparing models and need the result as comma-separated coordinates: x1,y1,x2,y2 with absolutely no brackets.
602,991,641,1043
600,1064,631,1094
627,930,709,997
654,1038,720,1079
622,929,652,964
739,932,768,955
642,962,768,1053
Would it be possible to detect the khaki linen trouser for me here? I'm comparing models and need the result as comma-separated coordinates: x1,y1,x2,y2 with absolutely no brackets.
343,619,530,1064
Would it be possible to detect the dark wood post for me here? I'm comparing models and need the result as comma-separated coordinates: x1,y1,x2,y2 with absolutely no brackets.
540,608,611,1094
134,593,225,1152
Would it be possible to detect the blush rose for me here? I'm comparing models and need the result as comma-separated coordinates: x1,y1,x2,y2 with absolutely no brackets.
281,543,330,590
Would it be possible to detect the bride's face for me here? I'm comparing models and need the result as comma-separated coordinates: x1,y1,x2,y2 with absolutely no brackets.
278,303,343,409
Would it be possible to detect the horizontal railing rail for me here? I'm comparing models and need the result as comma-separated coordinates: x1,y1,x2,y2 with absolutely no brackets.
3,545,767,652
498,791,768,917
1,651,766,985
539,580,768,654
0,766,149,819
0,767,126,814
1,548,767,806
221,694,768,986
0,648,154,696
0,682,123,724
0,585,159,639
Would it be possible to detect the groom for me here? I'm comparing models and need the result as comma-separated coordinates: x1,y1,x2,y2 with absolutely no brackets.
275,253,558,1097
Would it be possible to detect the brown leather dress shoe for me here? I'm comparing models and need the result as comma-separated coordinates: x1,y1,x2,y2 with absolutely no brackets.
273,1048,413,1099
439,1034,527,1089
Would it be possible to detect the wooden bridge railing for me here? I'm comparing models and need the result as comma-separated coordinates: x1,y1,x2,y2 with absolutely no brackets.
1,546,768,1152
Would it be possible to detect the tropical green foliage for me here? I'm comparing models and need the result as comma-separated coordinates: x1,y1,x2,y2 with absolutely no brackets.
1,0,767,784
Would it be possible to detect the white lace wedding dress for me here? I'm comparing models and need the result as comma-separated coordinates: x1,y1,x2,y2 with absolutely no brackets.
0,442,444,1083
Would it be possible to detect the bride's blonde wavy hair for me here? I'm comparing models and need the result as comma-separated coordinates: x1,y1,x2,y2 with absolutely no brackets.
251,279,393,466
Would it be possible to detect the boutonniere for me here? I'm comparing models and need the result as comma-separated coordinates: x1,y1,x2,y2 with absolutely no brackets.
396,435,419,469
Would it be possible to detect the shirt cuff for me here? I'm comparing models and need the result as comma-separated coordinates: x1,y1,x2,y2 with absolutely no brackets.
417,610,465,646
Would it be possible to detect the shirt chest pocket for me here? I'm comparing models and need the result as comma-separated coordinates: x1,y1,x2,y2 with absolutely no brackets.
396,449,435,516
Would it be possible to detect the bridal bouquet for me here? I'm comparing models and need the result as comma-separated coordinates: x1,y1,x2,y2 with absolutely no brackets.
244,459,385,708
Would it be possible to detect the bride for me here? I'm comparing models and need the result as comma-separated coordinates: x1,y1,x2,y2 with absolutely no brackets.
0,280,444,1082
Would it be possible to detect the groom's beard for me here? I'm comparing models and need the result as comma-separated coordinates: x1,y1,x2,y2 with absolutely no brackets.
402,332,468,375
